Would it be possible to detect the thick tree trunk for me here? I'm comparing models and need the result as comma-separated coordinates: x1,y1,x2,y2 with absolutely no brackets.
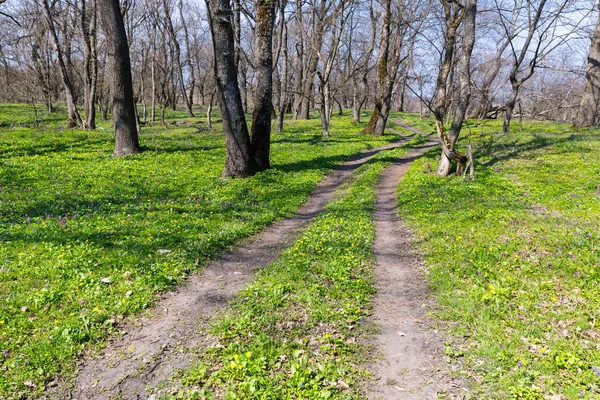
250,0,276,171
577,6,600,127
206,0,257,178
98,0,141,156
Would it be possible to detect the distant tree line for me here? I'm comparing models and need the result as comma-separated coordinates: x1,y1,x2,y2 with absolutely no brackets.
0,0,598,176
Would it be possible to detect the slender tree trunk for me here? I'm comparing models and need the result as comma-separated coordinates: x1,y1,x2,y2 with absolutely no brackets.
207,87,216,128
577,4,600,127
250,0,276,171
163,0,194,117
503,85,518,135
97,0,141,156
352,81,362,123
277,3,288,134
179,0,196,109
81,0,98,130
319,81,329,137
206,0,257,177
292,0,304,119
298,2,326,120
41,0,83,128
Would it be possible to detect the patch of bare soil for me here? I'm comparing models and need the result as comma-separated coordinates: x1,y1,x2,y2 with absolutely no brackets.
66,137,413,400
367,138,467,399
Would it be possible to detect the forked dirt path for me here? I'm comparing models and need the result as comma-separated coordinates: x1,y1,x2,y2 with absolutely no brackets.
367,133,466,398
71,136,416,400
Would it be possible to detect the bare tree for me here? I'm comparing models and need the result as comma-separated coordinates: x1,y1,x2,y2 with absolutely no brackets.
430,0,476,176
163,0,194,117
40,0,83,128
364,0,421,136
496,0,574,134
316,0,353,136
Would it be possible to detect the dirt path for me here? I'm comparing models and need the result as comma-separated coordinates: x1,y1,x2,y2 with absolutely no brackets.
367,137,466,399
70,136,415,400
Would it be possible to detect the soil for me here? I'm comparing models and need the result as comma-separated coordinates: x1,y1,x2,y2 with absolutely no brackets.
366,137,467,399
67,125,464,400
69,136,413,400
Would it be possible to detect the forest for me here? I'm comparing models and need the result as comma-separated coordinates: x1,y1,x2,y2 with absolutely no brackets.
0,0,600,399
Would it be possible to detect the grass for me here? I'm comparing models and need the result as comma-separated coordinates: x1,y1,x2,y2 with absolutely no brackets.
155,142,421,399
0,105,401,398
393,113,600,399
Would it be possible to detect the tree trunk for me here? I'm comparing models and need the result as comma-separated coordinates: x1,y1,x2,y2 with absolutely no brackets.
250,0,276,171
179,0,196,110
207,87,216,128
277,3,288,134
364,0,391,136
437,0,477,176
577,5,600,127
97,0,141,156
41,0,82,128
503,86,518,135
163,0,194,117
297,2,326,120
81,0,98,130
206,0,257,178
320,82,329,137
292,0,304,119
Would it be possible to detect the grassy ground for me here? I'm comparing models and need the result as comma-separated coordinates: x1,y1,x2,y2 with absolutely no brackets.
155,139,427,400
0,105,402,398
393,113,600,399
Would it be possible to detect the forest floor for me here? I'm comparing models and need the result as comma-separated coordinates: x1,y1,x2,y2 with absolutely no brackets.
72,129,435,399
2,105,600,399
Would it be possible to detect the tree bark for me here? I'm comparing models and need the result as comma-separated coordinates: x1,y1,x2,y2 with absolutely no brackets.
250,0,276,171
206,0,257,178
97,0,141,156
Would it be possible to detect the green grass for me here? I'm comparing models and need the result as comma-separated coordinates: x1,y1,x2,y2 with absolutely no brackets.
0,105,401,398
156,142,421,399
394,113,600,399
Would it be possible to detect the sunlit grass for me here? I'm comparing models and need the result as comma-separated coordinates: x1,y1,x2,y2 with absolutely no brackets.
395,113,600,399
0,105,400,398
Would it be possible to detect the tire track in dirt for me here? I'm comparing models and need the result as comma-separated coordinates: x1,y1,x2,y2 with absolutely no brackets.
367,133,466,399
70,136,415,400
